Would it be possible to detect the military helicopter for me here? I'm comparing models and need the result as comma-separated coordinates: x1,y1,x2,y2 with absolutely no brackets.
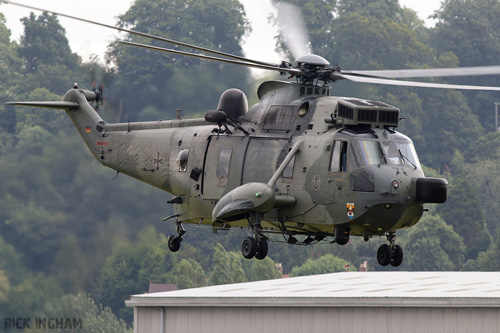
6,1,500,267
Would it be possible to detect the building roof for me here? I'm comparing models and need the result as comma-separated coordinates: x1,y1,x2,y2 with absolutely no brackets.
126,272,500,308
148,283,177,293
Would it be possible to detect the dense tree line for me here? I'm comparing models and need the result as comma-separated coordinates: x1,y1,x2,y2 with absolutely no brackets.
1,0,500,328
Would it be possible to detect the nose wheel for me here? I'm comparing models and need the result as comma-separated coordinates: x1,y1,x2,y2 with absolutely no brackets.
377,232,403,267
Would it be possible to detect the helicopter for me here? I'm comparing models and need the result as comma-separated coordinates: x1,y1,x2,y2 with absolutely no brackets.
5,1,500,267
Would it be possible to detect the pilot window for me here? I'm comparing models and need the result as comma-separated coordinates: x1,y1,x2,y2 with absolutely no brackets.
350,140,384,169
217,147,232,178
329,141,348,172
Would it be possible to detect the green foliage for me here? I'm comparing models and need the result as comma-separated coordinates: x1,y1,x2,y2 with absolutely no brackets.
1,273,64,318
94,226,175,324
244,257,283,281
400,215,466,270
208,243,247,285
430,0,500,131
19,12,79,74
18,12,84,95
436,179,490,259
290,254,355,276
431,0,500,67
171,258,207,289
331,12,432,70
50,234,87,293
0,14,22,136
58,294,132,333
0,271,9,302
107,0,251,119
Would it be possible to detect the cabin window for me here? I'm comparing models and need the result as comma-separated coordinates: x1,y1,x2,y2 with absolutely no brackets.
350,140,384,169
283,155,295,178
217,147,232,178
176,149,189,172
329,141,348,172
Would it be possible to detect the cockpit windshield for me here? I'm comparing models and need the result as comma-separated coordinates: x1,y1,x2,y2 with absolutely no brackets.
382,141,402,165
397,142,422,169
332,139,421,171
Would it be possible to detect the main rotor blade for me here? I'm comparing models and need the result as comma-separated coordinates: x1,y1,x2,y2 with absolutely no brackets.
346,66,500,79
118,41,303,75
336,73,500,91
2,0,276,67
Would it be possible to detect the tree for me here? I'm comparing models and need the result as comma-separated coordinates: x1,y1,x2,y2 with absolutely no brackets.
0,271,9,302
244,256,282,281
58,294,132,333
0,13,22,137
430,0,500,131
290,254,355,276
94,227,176,324
336,0,402,19
417,88,483,169
208,243,247,285
171,258,207,289
401,215,466,270
107,0,251,119
50,234,87,294
18,12,84,95
19,12,79,74
1,273,64,319
436,179,491,259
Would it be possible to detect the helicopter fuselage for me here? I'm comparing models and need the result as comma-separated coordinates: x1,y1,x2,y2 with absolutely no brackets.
63,80,445,244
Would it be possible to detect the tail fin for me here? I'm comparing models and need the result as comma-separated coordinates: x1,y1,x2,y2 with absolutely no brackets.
5,84,106,162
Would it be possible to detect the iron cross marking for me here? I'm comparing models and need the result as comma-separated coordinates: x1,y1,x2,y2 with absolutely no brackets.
154,152,163,170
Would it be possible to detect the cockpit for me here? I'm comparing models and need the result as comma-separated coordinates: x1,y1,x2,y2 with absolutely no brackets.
329,130,422,192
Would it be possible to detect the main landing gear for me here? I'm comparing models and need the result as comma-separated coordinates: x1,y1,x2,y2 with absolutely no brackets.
167,221,186,252
377,232,403,267
241,212,269,260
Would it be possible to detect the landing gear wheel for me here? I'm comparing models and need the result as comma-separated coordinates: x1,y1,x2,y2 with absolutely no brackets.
335,225,350,245
377,244,392,266
390,245,404,267
242,237,257,259
168,235,182,252
255,238,269,260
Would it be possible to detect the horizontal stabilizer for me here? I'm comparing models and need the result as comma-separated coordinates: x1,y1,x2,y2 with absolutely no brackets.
5,101,80,110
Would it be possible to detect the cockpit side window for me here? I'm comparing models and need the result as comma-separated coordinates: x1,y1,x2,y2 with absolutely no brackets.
329,141,348,172
349,140,384,170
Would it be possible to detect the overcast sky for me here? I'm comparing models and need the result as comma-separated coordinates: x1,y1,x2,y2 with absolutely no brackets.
0,0,442,69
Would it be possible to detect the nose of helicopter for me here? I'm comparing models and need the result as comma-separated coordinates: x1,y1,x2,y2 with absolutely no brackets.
415,177,448,203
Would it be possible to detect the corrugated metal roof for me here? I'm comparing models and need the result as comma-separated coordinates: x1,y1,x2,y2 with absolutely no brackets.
126,272,500,308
